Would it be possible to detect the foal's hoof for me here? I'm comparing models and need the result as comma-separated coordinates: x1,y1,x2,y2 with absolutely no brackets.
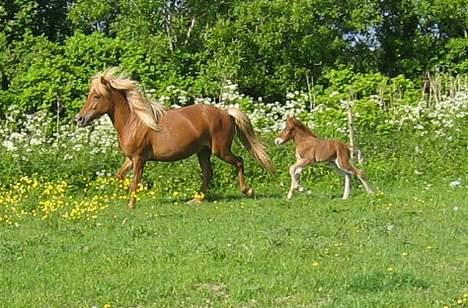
244,188,255,197
127,201,136,209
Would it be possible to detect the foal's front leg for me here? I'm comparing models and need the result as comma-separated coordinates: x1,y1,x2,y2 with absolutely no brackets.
287,159,311,199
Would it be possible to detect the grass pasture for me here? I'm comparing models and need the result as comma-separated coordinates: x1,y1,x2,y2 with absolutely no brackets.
1,182,467,307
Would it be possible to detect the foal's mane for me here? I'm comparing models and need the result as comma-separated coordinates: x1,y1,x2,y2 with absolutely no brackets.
291,118,319,137
92,67,166,131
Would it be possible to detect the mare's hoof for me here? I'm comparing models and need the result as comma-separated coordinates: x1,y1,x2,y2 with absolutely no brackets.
187,198,203,205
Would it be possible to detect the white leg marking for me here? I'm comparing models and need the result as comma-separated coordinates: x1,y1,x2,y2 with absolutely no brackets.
343,174,351,199
358,175,374,193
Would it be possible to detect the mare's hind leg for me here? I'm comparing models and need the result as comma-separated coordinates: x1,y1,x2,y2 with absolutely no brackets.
216,150,253,196
116,157,132,180
197,149,213,194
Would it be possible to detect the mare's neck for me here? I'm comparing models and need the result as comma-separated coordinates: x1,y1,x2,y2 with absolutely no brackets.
108,92,133,137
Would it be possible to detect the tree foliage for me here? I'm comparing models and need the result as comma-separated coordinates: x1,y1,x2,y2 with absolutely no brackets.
0,0,466,116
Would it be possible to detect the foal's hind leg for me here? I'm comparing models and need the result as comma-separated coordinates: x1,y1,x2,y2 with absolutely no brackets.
353,167,374,193
340,158,374,193
216,150,253,196
335,158,374,197
330,161,352,199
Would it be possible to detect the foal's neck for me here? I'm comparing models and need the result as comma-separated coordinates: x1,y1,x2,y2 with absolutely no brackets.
293,126,318,144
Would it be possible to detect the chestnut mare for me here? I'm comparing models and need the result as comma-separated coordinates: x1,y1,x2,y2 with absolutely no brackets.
75,68,273,208
275,117,374,199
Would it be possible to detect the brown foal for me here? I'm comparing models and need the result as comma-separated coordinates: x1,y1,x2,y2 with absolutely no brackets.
75,68,273,208
275,117,374,199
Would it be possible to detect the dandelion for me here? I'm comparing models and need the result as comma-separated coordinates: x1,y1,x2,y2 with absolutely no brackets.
312,261,319,267
193,192,205,202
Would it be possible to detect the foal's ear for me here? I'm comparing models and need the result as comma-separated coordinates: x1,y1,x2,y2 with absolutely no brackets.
288,116,297,124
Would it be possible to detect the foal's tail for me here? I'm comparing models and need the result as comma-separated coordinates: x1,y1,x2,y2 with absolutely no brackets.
348,146,365,164
227,108,274,172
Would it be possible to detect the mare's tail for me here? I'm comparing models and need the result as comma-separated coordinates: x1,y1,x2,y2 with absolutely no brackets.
227,108,274,173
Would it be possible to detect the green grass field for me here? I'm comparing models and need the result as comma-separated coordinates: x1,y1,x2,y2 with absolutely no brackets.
0,182,466,307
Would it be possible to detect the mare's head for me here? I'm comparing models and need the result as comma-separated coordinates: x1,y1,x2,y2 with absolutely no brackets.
275,117,298,145
75,67,165,130
75,68,120,127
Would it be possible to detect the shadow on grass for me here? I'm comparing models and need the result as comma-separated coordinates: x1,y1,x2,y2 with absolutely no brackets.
347,271,430,293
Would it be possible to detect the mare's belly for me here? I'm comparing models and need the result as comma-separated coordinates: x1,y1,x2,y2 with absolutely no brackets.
149,111,210,161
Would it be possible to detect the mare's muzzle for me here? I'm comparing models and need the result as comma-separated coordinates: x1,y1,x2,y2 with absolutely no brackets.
75,114,91,127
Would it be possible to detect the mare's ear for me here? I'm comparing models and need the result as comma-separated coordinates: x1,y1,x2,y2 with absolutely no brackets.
100,76,108,86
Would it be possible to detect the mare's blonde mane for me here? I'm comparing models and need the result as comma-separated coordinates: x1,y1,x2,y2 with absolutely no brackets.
92,67,165,131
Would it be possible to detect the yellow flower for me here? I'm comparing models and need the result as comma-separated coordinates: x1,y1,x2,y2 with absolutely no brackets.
193,192,205,202
312,261,319,267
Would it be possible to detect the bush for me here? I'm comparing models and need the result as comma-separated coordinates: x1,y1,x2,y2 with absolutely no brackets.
1,78,466,197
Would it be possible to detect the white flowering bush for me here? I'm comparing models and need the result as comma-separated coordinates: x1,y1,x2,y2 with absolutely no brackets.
389,91,468,139
0,105,120,184
1,106,118,159
0,78,467,188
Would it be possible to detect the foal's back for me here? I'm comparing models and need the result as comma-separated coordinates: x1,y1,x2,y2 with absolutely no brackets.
297,134,350,163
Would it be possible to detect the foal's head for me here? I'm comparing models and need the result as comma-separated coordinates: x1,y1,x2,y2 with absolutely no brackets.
275,117,298,145
275,117,316,145
75,71,118,127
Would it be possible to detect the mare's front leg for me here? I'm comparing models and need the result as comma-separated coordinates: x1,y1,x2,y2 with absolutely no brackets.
287,159,311,199
116,157,132,180
128,156,146,209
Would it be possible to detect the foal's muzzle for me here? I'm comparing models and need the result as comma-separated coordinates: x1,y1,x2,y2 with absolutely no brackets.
274,138,285,145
